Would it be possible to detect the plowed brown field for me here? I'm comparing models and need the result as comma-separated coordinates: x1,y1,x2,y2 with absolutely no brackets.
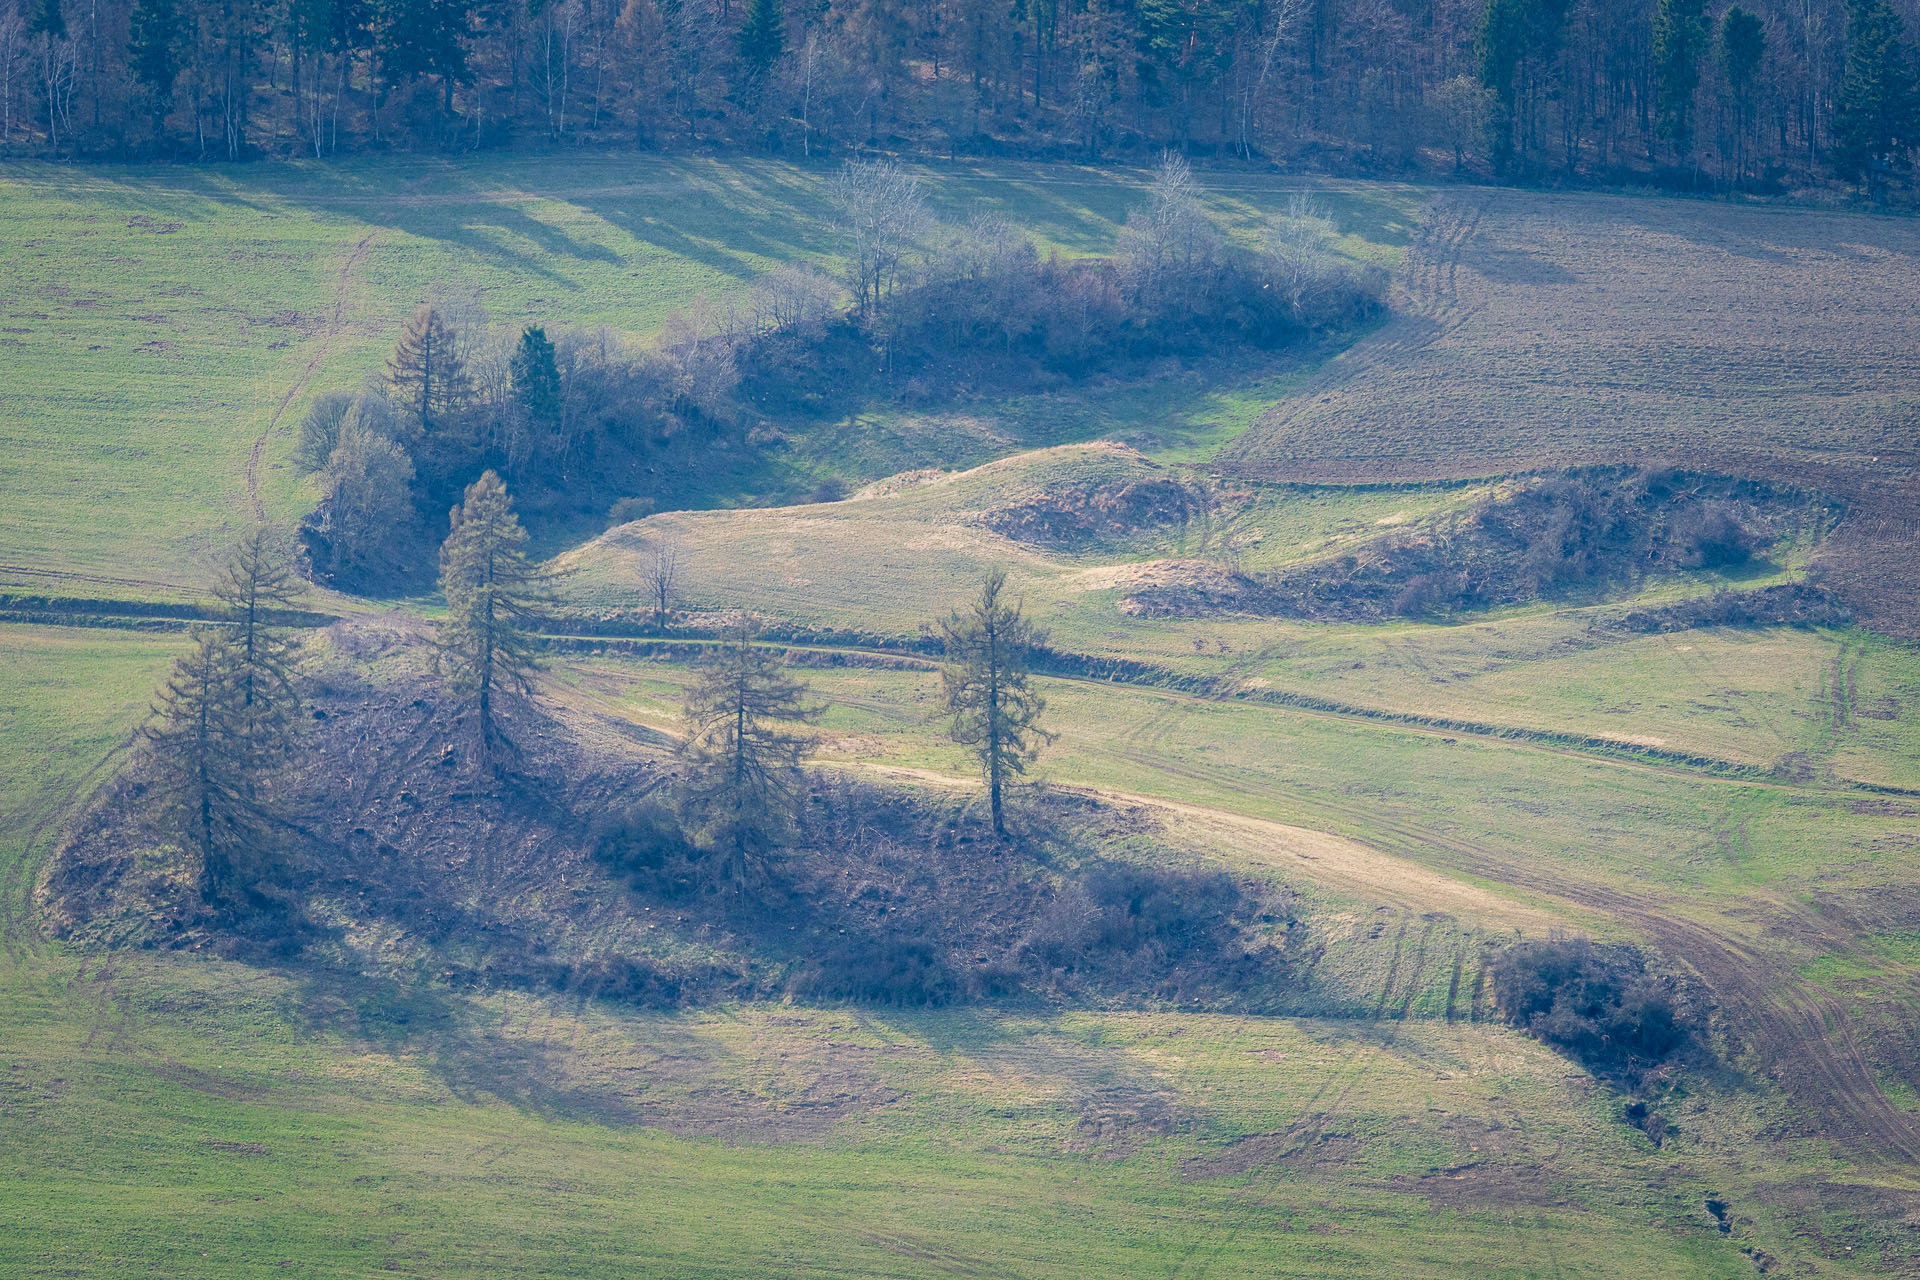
1221,190,1920,631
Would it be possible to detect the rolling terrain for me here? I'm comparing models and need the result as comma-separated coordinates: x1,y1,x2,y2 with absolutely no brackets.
1219,189,1920,632
3,153,1920,1277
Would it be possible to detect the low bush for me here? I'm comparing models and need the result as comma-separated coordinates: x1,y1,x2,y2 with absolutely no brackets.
1490,939,1696,1080
789,938,962,1007
590,799,706,899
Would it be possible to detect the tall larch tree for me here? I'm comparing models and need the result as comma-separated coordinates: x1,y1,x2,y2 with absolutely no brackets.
938,567,1052,839
679,616,819,885
212,526,302,727
144,628,289,906
387,302,471,437
436,470,549,759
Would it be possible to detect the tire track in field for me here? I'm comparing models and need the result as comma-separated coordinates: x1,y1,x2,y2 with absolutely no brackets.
1059,738,1920,1168
0,727,139,960
243,228,380,521
1217,191,1487,476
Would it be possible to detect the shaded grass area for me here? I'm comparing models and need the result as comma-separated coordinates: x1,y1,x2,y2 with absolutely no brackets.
0,626,1832,1279
0,156,1420,594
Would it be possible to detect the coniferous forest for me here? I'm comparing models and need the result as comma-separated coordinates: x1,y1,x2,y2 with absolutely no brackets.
5,0,1920,193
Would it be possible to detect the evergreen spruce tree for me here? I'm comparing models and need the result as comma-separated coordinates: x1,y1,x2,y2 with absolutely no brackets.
1833,0,1919,187
1718,8,1766,184
386,303,471,436
509,324,562,429
144,629,285,906
679,617,818,885
378,0,476,111
938,568,1052,839
27,0,63,39
127,0,182,144
436,470,549,758
736,0,786,111
1653,0,1708,160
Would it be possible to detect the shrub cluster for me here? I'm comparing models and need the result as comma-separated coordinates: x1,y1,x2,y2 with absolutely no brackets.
1132,467,1811,623
1490,939,1697,1080
292,168,1381,592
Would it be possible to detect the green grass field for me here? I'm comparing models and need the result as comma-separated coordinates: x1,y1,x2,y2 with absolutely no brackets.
0,156,1418,595
7,152,1920,1277
1,625,1851,1280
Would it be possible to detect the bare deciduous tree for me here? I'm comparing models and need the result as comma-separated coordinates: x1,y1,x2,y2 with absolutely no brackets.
828,158,932,323
1114,153,1223,310
641,537,681,629
1265,192,1339,318
746,263,838,338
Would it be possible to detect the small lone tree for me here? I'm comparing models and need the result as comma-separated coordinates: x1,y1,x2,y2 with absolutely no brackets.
144,628,288,906
436,471,549,758
387,302,472,436
679,617,818,885
938,567,1052,839
212,527,302,729
641,537,680,629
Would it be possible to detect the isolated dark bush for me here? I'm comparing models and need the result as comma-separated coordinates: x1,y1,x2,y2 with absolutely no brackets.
1021,863,1248,972
1667,501,1759,569
1491,939,1694,1077
591,799,705,898
569,953,684,1006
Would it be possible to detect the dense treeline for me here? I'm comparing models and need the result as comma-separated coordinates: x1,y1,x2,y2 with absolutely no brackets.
296,157,1379,590
5,0,1920,191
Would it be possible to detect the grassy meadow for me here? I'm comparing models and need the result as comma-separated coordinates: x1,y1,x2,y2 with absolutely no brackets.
5,150,1920,1276
0,155,1418,595
1,626,1847,1280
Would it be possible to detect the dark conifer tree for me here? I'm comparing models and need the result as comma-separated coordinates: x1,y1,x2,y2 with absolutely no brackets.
127,0,181,144
378,0,475,111
510,324,562,430
1653,0,1708,161
735,0,786,111
1833,0,1919,187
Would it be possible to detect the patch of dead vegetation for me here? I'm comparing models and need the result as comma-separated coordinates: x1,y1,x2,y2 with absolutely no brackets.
43,625,1299,1018
979,474,1215,552
1125,467,1828,623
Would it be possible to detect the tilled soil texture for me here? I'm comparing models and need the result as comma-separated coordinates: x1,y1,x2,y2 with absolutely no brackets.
1220,191,1920,633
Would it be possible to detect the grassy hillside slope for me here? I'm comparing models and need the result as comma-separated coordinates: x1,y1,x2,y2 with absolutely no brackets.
0,156,1416,596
